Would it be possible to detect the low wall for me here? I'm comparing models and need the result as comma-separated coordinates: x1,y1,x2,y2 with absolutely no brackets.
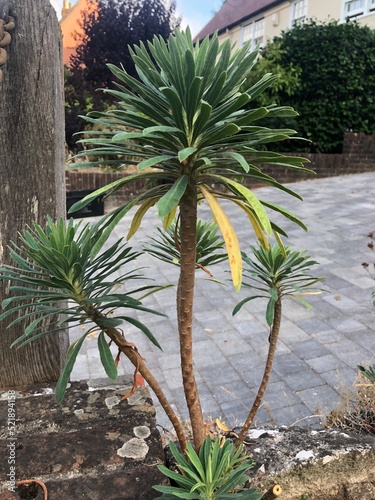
66,132,375,210
0,379,166,499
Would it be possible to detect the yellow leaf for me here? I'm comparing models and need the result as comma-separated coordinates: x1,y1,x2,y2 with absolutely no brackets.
212,174,272,234
127,197,158,240
216,418,231,432
199,185,242,291
232,199,270,249
273,229,286,256
163,204,177,230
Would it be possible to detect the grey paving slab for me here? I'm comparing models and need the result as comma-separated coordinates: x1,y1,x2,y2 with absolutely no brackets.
69,172,375,432
283,370,325,392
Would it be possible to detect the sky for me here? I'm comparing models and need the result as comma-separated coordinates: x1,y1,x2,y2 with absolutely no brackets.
51,0,222,37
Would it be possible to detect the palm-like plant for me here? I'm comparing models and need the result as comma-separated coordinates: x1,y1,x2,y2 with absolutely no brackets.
233,244,323,445
357,364,375,383
144,219,227,277
154,436,261,499
70,28,312,450
0,217,187,449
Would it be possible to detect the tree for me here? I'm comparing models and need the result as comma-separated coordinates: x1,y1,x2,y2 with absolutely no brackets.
248,20,375,153
70,29,310,450
65,0,180,150
0,0,67,387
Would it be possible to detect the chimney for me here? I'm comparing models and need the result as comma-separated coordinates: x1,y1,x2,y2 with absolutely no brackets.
62,0,73,17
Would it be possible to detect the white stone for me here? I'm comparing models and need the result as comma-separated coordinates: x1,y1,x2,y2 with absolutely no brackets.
127,392,144,406
295,450,315,461
247,429,279,439
117,438,149,460
105,396,120,409
134,426,151,439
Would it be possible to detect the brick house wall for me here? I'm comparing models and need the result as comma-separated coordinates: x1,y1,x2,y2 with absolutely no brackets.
65,132,375,211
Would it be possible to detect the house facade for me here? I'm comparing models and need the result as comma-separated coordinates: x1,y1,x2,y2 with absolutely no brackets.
195,0,375,49
60,0,97,65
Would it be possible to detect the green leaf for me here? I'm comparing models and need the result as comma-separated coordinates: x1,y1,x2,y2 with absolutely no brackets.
24,317,44,337
261,201,308,231
96,317,123,328
143,126,183,135
223,152,250,172
138,155,173,170
157,176,188,218
265,298,276,326
98,332,117,380
56,333,89,403
232,295,265,316
178,147,197,163
121,316,162,350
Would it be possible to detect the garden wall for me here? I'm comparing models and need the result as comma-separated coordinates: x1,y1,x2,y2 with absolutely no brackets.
65,132,375,211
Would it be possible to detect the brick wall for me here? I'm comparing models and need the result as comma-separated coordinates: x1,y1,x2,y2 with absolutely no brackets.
65,132,375,210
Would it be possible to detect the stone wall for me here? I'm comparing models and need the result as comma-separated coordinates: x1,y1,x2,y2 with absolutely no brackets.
65,132,375,210
0,380,166,499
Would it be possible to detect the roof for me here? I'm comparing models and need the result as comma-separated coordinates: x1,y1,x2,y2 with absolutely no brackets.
194,0,283,40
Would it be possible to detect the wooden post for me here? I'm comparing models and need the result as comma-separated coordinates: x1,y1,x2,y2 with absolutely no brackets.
0,0,68,387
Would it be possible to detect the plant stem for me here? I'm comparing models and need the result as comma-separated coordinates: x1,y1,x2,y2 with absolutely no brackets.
85,307,187,452
236,297,282,447
178,183,205,451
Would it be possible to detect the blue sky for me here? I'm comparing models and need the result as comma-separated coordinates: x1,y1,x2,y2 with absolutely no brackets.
51,0,221,37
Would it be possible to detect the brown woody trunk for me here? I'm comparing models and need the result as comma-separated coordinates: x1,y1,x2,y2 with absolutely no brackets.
0,0,67,387
177,183,205,450
100,322,187,453
236,297,282,447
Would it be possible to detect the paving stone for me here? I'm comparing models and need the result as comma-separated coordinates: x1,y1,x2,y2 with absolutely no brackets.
282,300,315,321
296,385,340,415
278,319,311,343
318,366,358,393
324,338,373,366
215,337,253,356
163,368,183,390
289,339,331,360
239,368,280,389
327,316,366,333
323,293,362,311
208,381,253,405
346,328,375,352
262,380,302,409
305,353,347,373
273,352,311,376
198,363,245,385
295,317,333,335
267,403,319,428
283,370,325,392
218,400,254,427
311,329,346,344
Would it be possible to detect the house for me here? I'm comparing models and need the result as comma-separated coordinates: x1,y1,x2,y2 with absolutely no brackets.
60,0,97,65
195,0,375,49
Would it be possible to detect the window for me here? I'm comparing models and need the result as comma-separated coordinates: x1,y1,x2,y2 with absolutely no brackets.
343,0,375,18
242,18,265,49
344,0,365,16
291,0,308,25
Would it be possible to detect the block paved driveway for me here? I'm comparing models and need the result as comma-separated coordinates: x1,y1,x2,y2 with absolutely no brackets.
70,172,375,430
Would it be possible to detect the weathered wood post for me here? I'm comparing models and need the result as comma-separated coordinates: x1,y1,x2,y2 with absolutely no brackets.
0,0,68,387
